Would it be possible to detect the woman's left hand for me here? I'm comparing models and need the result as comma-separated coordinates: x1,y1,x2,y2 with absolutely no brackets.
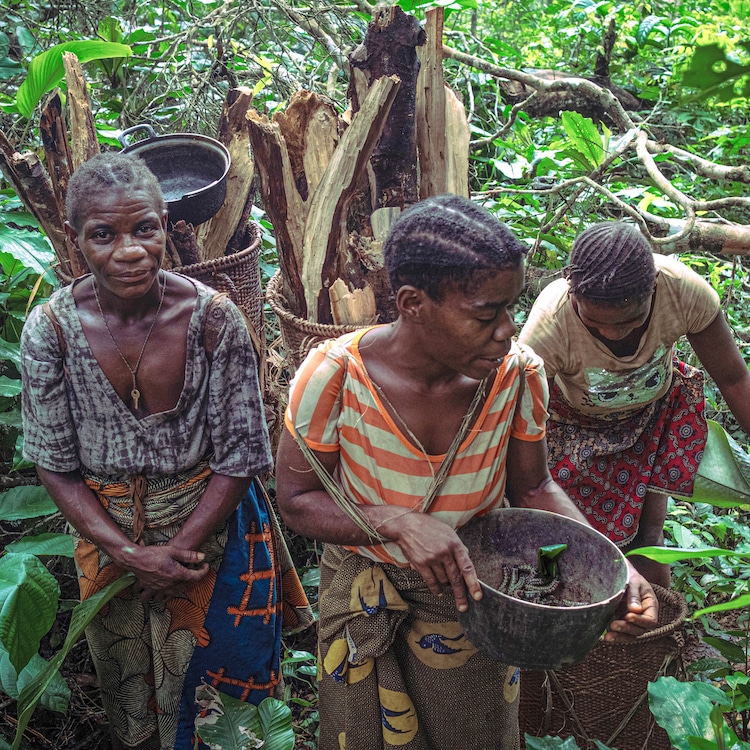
603,562,659,642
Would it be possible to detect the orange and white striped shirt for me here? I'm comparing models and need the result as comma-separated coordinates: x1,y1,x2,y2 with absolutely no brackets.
285,327,549,566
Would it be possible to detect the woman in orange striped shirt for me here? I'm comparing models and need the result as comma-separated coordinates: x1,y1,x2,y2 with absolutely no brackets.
276,195,657,750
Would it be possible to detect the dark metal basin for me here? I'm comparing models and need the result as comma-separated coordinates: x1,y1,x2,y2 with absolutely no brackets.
457,507,628,670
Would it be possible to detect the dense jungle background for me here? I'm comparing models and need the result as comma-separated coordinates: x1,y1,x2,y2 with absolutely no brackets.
1,0,750,748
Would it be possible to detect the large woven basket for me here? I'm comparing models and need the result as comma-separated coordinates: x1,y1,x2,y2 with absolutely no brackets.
266,269,366,370
177,220,264,340
519,584,689,750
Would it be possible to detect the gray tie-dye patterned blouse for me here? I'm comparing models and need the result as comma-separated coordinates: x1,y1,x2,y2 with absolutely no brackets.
20,274,272,481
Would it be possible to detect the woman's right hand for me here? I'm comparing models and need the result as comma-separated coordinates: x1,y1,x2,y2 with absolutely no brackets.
115,543,209,601
381,512,482,613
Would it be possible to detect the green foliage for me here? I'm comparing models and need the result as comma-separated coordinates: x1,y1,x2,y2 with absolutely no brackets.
11,573,134,749
15,40,132,117
683,42,750,102
648,676,750,750
0,485,60,520
0,553,59,675
671,420,750,508
194,684,295,750
560,111,606,172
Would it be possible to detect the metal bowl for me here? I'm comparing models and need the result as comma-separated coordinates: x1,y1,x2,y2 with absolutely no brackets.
457,507,628,670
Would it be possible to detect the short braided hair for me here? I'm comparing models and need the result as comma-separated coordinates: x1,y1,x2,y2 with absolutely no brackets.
66,152,165,231
384,194,527,300
564,221,657,304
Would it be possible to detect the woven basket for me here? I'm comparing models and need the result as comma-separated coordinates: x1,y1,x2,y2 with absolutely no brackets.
266,269,366,370
519,584,689,750
177,221,263,339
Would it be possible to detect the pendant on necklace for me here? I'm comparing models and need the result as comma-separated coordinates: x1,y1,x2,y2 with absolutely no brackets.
131,388,141,411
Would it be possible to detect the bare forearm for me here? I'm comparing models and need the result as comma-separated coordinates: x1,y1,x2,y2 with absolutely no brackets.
36,466,136,564
279,488,415,546
168,473,252,551
508,475,588,524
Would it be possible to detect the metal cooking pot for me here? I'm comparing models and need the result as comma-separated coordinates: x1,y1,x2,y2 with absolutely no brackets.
118,124,231,226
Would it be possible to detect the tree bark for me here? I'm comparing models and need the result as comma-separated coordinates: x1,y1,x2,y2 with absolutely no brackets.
0,131,78,281
302,74,400,322
62,53,100,170
349,5,426,209
416,8,447,199
196,87,257,260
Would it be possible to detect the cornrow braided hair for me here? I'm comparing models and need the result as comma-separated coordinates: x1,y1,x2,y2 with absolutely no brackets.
66,152,165,231
564,221,657,304
383,194,527,300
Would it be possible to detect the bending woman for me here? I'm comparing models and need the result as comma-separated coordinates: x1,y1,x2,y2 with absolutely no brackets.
20,152,306,750
519,221,750,588
276,196,657,750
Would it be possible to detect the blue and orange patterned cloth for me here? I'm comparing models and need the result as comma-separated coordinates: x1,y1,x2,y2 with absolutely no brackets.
74,475,310,750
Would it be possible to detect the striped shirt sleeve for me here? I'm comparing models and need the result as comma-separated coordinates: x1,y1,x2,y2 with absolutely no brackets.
510,343,549,441
286,340,347,452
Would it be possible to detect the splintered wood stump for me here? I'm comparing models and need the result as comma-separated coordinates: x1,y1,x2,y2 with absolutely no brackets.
62,53,100,170
349,5,426,209
249,89,355,320
247,108,308,316
0,130,79,281
301,75,400,322
197,87,257,260
40,92,73,217
416,8,469,199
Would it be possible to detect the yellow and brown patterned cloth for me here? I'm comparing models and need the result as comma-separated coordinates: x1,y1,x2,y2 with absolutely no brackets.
317,544,520,750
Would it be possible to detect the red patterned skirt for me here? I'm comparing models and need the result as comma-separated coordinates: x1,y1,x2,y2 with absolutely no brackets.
546,361,707,546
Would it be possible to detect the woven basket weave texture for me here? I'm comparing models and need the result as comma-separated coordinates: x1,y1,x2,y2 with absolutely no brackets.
177,221,263,338
519,584,689,750
266,269,365,369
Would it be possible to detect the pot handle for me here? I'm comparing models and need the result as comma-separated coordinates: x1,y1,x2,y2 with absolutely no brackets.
118,123,158,149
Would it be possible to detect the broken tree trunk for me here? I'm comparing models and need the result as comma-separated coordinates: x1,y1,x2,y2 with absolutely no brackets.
196,87,257,260
248,90,345,317
349,5,426,209
39,91,73,222
62,53,100,170
302,74,400,322
416,8,447,198
416,7,469,199
0,130,78,281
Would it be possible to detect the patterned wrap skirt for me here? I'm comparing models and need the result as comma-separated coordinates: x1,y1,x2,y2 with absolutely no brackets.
546,360,707,546
317,544,521,750
75,466,311,750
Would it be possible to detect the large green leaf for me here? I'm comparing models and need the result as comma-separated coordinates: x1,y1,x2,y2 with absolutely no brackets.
15,41,132,118
649,677,744,750
255,697,295,750
0,486,58,521
193,687,294,750
673,420,750,508
12,574,134,750
626,546,750,564
5,533,75,558
0,648,69,714
0,376,21,398
694,593,750,619
560,111,604,171
0,227,55,275
682,42,750,102
0,553,59,675
194,685,264,749
0,339,20,370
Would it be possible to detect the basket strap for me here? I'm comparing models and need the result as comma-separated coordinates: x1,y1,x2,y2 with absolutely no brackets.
42,301,72,381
